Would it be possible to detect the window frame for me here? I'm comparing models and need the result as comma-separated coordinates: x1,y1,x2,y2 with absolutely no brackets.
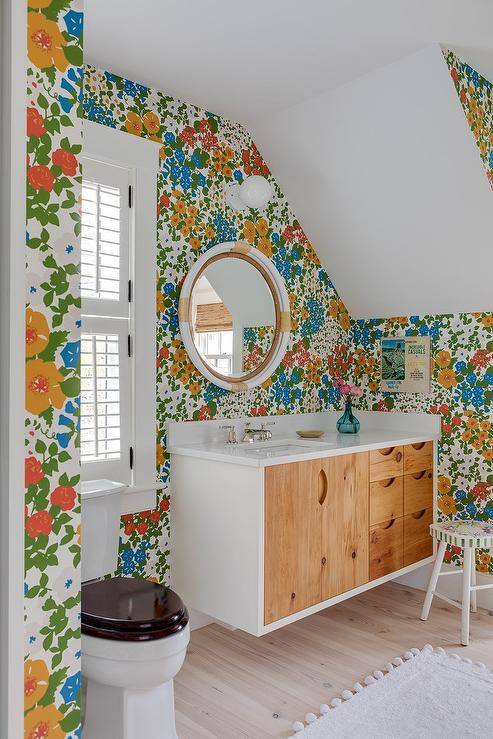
81,121,159,495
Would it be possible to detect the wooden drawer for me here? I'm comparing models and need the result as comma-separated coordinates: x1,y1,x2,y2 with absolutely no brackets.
370,476,403,526
403,442,434,475
370,517,403,580
370,446,403,482
404,470,433,515
403,507,433,566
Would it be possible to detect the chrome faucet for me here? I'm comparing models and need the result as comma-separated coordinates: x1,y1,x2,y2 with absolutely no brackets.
242,421,275,443
219,425,238,444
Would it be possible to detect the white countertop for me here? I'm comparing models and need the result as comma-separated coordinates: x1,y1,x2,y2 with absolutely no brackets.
168,428,439,467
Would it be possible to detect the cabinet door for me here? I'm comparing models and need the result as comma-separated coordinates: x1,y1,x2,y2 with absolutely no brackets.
264,461,322,624
321,453,369,600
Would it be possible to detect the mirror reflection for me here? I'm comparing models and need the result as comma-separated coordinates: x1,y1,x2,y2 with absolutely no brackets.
190,255,277,379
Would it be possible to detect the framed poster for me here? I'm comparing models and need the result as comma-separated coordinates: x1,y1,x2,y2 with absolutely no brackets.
380,336,431,393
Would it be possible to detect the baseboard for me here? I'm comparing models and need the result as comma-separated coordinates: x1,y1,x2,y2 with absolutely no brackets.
188,607,215,631
397,562,493,611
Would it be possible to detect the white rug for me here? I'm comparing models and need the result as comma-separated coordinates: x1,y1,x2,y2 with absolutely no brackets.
292,645,493,738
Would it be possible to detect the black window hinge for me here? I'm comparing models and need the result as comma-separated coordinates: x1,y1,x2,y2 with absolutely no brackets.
128,185,133,208
129,446,134,470
128,279,132,303
127,333,132,357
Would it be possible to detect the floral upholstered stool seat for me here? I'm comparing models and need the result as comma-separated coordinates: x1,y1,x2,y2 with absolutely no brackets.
420,520,493,646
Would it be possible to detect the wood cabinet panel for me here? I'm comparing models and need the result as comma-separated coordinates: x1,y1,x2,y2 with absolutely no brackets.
403,442,434,475
370,517,403,580
403,470,433,515
264,461,322,624
370,476,403,526
369,446,403,482
321,453,369,600
403,507,433,566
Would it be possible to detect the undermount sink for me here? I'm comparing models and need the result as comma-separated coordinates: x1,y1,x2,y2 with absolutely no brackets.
240,440,334,458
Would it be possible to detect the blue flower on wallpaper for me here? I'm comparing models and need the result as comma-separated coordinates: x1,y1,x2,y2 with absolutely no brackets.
301,298,325,336
161,306,179,335
455,360,467,372
56,399,80,450
204,383,228,404
61,340,80,369
83,96,116,128
59,67,84,114
212,213,236,243
485,504,493,518
272,252,293,283
60,671,81,704
164,132,175,143
63,10,83,39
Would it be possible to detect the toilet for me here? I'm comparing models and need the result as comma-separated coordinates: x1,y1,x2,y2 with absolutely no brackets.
81,481,190,739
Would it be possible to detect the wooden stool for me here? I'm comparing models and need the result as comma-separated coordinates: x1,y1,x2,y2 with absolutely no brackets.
421,520,493,645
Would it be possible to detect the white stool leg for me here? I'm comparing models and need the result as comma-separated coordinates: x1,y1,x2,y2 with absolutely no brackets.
470,547,477,613
421,540,446,621
461,547,472,646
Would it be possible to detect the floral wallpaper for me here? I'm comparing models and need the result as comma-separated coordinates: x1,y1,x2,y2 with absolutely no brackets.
82,65,352,582
25,0,83,735
445,50,493,189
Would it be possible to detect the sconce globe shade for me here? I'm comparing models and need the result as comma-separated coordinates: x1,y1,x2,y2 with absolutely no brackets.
238,175,273,210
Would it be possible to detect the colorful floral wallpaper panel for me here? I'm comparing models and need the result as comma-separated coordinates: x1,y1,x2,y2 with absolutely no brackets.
445,50,493,189
25,0,83,735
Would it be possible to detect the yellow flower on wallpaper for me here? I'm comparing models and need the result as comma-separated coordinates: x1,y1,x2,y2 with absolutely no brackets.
156,442,165,468
242,219,256,243
24,659,49,711
24,704,65,739
25,308,50,358
28,0,52,7
142,111,160,134
437,475,451,494
124,111,143,136
435,349,452,368
25,359,65,415
27,12,68,72
437,367,457,389
438,495,456,515
257,236,272,257
156,290,165,314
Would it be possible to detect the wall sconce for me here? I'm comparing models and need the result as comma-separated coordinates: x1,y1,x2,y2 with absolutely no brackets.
225,175,273,211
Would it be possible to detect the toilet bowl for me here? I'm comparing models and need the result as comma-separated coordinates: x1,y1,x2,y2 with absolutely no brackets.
82,576,190,739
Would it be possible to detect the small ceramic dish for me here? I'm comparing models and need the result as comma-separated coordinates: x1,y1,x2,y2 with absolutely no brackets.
296,430,325,439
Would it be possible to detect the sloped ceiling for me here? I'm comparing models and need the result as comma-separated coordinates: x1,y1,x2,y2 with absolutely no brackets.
252,45,493,318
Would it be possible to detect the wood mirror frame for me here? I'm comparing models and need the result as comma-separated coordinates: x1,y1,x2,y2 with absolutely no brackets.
178,241,291,391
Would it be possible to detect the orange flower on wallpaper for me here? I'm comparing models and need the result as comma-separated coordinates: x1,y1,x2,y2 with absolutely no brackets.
25,359,65,415
438,495,457,515
437,367,457,389
124,111,143,136
142,111,160,134
24,659,49,711
435,350,452,369
437,475,451,495
24,704,64,739
156,442,165,468
27,12,68,72
26,308,50,358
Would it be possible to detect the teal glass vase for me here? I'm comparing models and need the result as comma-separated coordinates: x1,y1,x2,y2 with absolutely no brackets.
336,400,360,434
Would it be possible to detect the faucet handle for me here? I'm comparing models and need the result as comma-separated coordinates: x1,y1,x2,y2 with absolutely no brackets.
219,425,237,444
261,421,275,427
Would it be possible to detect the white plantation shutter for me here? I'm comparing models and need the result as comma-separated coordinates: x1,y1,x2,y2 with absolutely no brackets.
81,157,130,318
81,156,132,484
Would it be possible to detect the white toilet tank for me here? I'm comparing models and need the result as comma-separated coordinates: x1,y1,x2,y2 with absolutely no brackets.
81,480,125,581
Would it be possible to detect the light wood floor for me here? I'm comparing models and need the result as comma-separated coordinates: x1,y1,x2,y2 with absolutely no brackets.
174,581,493,739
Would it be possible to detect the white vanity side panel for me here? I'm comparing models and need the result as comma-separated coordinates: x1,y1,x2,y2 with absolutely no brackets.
170,455,263,634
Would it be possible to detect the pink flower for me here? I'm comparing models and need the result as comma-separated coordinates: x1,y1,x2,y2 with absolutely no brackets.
340,383,352,395
351,386,363,397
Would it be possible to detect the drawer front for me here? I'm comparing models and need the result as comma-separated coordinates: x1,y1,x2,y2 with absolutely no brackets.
403,507,433,566
404,470,433,515
370,446,403,482
370,517,403,580
370,476,403,526
403,442,434,475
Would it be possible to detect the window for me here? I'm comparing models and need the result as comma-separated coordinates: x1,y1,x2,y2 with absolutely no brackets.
81,157,132,484
196,331,233,374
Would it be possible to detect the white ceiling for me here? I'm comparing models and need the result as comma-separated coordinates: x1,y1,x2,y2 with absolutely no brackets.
85,0,493,125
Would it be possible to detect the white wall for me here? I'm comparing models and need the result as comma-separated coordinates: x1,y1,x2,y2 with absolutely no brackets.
253,45,493,318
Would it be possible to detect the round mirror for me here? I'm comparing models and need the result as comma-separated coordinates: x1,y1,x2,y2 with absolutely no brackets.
179,242,291,391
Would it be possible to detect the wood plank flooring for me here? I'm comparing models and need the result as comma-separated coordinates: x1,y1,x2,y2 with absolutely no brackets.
174,581,493,739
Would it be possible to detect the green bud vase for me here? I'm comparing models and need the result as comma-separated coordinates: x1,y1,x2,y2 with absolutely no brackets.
336,400,360,434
